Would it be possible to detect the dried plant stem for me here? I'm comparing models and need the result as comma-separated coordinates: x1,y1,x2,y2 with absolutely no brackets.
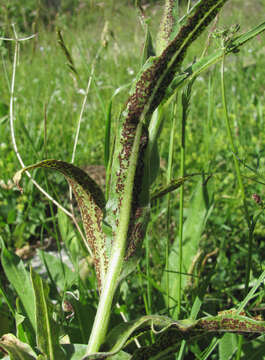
0,34,36,41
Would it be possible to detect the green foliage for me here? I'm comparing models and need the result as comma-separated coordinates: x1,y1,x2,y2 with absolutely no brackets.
0,1,265,359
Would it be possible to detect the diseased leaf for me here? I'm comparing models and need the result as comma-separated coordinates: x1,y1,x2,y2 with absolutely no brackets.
14,159,107,290
105,0,229,271
156,0,179,54
151,173,201,202
131,313,265,359
82,312,265,359
0,333,37,360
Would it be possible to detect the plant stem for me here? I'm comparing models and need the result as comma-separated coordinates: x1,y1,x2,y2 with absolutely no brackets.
220,53,252,360
176,93,187,319
166,104,176,314
220,54,252,293
86,121,144,355
220,55,246,202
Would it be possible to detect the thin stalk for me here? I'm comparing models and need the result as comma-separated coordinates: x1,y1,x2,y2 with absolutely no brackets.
9,25,74,220
145,235,152,314
166,102,177,314
137,264,149,314
176,95,186,319
86,121,144,355
220,53,252,360
220,54,252,295
220,56,246,200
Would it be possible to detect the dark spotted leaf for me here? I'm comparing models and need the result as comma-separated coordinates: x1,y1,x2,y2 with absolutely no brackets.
14,159,107,290
82,312,265,359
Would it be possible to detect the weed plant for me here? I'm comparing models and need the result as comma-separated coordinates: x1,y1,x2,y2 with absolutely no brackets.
0,1,265,359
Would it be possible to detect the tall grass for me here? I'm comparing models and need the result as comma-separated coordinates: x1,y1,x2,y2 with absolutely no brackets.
0,1,265,359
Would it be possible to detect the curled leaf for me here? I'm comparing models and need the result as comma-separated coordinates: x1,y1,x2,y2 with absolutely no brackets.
0,333,37,359
14,159,108,290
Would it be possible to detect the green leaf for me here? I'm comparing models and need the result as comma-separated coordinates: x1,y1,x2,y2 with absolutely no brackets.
38,249,76,291
0,333,37,360
106,351,131,360
63,291,96,344
57,209,83,268
14,159,107,291
61,344,87,359
219,333,237,360
141,21,155,66
30,269,65,360
162,177,214,317
15,298,36,349
1,247,36,333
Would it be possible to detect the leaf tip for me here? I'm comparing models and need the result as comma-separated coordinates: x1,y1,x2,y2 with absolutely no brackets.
13,169,24,193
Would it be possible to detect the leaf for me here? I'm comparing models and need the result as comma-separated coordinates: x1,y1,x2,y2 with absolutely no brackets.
57,208,83,268
37,249,76,291
15,299,36,349
219,333,237,360
1,247,36,333
63,292,96,344
82,313,265,359
162,177,214,317
131,313,265,359
14,159,108,290
156,0,179,55
151,173,201,202
30,269,66,360
61,344,87,359
141,20,156,66
105,0,229,263
0,333,37,360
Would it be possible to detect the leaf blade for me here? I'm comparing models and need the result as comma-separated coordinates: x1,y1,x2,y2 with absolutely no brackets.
1,247,36,333
30,269,65,360
14,159,107,290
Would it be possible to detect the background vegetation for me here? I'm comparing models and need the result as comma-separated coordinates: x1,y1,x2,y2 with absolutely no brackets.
0,0,264,358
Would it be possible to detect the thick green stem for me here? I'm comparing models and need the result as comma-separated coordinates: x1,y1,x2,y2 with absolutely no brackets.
86,121,144,355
